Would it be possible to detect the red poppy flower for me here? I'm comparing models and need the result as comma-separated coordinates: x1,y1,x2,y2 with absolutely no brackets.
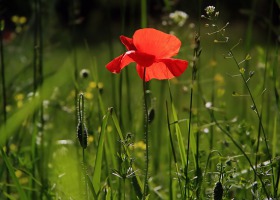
106,28,188,82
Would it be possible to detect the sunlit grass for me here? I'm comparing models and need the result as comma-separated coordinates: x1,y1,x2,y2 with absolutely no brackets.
0,1,279,199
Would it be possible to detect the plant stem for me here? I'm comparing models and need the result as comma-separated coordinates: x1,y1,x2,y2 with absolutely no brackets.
0,17,10,198
143,67,149,199
197,82,270,199
230,50,274,188
166,102,183,197
184,32,200,199
184,77,194,199
140,0,147,28
0,21,6,124
256,0,275,196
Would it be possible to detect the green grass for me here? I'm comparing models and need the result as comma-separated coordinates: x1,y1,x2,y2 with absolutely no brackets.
0,1,279,199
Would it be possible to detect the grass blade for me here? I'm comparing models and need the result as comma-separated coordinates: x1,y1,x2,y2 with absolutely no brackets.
92,109,110,195
168,82,187,168
1,149,28,200
87,174,98,199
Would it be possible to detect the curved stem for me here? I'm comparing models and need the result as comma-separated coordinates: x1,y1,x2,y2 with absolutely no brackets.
230,50,274,188
197,81,270,199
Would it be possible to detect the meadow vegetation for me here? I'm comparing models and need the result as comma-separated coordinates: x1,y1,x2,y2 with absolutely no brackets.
0,0,279,199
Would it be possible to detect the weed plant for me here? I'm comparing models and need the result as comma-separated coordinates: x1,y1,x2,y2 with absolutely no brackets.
0,0,279,199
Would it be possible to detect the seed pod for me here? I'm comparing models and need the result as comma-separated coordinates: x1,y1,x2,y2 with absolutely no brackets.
77,122,88,149
213,182,223,200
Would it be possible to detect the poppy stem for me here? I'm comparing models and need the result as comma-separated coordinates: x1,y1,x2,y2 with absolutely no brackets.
143,67,149,199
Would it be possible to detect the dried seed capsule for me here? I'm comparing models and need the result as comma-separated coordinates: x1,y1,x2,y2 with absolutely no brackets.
213,182,223,200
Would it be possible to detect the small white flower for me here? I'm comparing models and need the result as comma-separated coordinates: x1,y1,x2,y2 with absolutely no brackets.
203,128,209,134
205,102,212,108
169,10,188,27
205,6,215,15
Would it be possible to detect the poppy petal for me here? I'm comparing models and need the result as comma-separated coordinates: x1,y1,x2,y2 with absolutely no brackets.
136,58,188,81
128,51,155,67
133,28,181,58
106,52,135,73
159,58,188,76
120,35,136,50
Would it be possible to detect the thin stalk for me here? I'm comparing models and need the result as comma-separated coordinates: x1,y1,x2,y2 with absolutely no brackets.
255,0,275,196
230,50,274,189
82,149,88,200
197,82,270,199
78,94,88,198
140,0,147,28
276,159,280,196
143,67,149,199
37,0,45,198
184,77,194,199
31,0,41,198
119,1,126,196
166,102,183,197
0,18,9,198
0,21,6,123
241,0,257,120
123,178,126,200
184,33,200,199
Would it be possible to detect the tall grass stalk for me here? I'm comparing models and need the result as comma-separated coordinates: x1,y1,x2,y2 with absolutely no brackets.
31,0,44,198
205,7,274,194
0,19,10,197
77,93,89,198
0,20,6,123
229,49,274,190
255,0,276,196
166,102,183,198
195,10,202,196
272,41,279,196
197,81,270,199
184,33,201,199
118,1,127,197
241,0,257,120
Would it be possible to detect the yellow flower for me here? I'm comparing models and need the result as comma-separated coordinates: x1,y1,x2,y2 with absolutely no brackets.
89,81,97,89
88,135,94,144
19,177,29,184
10,143,17,153
17,101,23,108
6,105,12,112
84,92,93,100
134,141,146,150
209,59,217,67
107,126,112,133
15,170,23,178
19,16,27,24
214,73,224,85
14,93,24,101
97,82,104,89
217,88,225,97
11,15,19,23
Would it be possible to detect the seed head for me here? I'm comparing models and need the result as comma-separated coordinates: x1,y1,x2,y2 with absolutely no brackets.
213,182,223,200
